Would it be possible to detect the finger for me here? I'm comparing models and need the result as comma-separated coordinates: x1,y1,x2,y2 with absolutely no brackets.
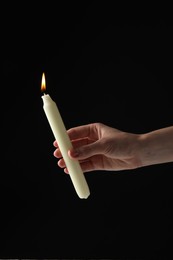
64,168,69,174
57,158,66,168
57,156,93,173
54,148,62,158
53,140,58,147
57,154,105,173
71,137,93,148
80,160,98,172
54,126,92,148
57,159,69,174
67,123,99,141
57,157,88,169
53,138,93,159
68,140,104,160
80,155,112,172
53,135,91,150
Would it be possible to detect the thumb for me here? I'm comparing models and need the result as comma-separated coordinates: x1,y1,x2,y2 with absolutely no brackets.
69,140,103,160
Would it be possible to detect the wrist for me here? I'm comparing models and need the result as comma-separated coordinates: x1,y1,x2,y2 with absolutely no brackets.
138,127,173,167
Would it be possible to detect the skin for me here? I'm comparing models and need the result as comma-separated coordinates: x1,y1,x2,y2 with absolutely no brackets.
53,122,173,173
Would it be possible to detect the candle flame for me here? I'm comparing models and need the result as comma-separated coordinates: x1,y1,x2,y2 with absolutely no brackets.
41,72,46,93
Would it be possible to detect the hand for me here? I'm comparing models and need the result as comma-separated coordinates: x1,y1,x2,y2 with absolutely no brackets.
53,123,142,173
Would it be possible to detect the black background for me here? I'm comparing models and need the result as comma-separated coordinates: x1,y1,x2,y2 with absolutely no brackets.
1,2,173,259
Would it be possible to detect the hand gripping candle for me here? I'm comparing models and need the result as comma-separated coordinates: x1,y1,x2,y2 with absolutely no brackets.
41,73,90,199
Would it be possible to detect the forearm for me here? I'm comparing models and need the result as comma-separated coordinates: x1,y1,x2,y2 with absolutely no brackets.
139,126,173,167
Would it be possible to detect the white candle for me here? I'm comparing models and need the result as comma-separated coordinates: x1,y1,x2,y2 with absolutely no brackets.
41,73,90,199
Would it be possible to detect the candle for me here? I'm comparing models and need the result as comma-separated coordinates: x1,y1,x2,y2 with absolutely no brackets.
41,73,90,199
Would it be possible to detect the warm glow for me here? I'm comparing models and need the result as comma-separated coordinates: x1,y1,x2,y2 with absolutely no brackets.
41,72,46,92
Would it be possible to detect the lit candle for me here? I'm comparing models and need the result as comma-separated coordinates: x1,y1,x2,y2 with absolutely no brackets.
41,72,90,199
